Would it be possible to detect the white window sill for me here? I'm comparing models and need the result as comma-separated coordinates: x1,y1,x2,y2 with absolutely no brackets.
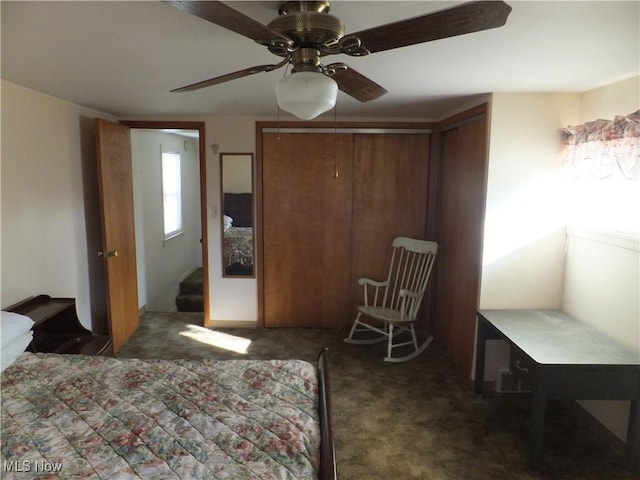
163,230,184,245
567,227,640,252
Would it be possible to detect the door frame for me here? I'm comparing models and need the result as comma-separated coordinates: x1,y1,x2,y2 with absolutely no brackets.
121,120,210,325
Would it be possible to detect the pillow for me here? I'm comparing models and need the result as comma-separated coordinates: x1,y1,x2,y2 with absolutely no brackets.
1,331,33,372
224,215,233,232
1,311,34,347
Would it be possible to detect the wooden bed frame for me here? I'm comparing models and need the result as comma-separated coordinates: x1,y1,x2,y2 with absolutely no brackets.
317,347,337,480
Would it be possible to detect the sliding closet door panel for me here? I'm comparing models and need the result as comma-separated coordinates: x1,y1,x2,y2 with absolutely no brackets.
434,116,488,378
350,133,430,316
262,133,353,327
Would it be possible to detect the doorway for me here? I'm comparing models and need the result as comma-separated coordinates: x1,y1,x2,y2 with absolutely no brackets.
122,121,209,324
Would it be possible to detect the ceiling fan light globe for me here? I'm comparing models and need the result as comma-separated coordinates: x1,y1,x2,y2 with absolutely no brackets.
276,72,338,120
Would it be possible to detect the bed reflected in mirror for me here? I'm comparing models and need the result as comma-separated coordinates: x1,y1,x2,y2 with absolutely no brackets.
221,153,254,277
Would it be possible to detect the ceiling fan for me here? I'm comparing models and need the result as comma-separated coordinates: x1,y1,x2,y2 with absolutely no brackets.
166,0,512,119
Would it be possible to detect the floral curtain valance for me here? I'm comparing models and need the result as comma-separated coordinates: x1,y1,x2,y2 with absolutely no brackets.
560,110,640,181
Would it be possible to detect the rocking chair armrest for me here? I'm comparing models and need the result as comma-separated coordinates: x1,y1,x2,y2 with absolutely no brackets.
399,288,421,299
359,278,388,307
358,278,387,288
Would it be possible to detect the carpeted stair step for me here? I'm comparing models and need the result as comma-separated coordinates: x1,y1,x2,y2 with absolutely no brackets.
176,268,203,312
176,294,203,312
180,268,203,295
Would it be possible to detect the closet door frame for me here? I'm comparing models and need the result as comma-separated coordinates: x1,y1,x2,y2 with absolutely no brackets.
255,121,434,328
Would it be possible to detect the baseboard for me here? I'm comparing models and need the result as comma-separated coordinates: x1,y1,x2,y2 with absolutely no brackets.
209,320,257,329
477,380,497,396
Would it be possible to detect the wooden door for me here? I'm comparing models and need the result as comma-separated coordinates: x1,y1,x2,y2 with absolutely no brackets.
262,132,353,327
350,133,430,317
95,118,139,352
434,109,489,378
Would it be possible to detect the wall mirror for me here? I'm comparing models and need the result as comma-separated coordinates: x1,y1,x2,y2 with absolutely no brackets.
221,153,254,277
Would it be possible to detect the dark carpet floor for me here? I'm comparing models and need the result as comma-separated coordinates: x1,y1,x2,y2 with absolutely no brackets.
117,311,636,480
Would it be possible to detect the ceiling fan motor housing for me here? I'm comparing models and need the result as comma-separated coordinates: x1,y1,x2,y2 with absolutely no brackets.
268,1,345,56
278,1,331,15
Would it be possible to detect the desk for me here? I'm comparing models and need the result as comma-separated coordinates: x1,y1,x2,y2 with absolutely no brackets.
474,309,640,471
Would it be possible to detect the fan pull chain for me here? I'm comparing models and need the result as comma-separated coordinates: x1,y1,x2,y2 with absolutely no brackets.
333,101,339,178
276,62,292,142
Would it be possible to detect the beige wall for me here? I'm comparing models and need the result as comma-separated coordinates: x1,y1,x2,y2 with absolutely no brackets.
579,75,639,121
204,117,260,323
481,92,579,309
222,154,252,194
0,80,117,330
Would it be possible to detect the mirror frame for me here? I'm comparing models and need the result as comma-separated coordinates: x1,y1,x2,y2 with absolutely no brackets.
220,153,255,278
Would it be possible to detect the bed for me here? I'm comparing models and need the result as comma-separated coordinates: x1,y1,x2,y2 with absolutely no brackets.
0,348,336,479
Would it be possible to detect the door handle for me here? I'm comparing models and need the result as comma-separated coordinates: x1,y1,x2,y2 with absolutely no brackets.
98,250,119,257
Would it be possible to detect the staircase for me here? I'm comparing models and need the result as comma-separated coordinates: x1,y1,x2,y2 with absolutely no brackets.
176,268,204,312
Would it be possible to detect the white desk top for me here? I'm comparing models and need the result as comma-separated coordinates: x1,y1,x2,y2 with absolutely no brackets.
478,309,640,365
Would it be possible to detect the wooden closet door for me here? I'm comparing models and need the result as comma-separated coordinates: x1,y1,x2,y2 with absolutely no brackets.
350,133,430,319
262,132,353,327
434,114,489,378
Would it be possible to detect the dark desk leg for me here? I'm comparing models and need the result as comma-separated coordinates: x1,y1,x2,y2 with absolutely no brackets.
474,316,487,397
626,399,640,472
529,386,546,470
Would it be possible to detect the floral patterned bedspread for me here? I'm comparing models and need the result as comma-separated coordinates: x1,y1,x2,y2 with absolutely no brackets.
224,227,254,266
1,353,320,479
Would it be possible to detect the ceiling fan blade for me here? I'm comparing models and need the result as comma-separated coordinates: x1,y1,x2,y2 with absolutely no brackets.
164,1,292,48
171,59,288,92
351,0,512,54
327,64,388,103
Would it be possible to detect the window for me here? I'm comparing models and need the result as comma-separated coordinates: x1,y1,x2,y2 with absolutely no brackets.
162,151,182,239
560,110,639,235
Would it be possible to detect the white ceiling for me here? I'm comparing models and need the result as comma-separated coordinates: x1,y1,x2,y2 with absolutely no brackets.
1,1,638,120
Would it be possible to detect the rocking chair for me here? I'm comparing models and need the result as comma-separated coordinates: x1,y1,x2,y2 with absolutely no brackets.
344,237,438,363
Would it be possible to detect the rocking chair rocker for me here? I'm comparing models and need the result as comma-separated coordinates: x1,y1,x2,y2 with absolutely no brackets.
344,237,438,363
